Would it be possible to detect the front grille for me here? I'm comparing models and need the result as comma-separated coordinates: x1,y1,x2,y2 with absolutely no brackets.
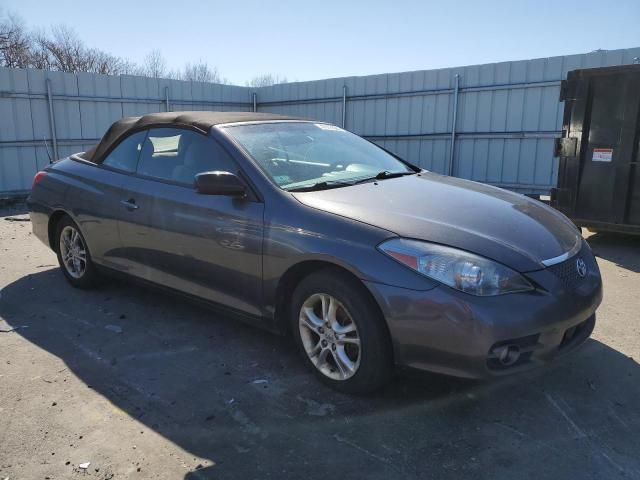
546,243,594,289
548,256,583,288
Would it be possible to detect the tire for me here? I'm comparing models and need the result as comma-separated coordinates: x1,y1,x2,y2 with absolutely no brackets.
290,269,393,394
55,215,100,289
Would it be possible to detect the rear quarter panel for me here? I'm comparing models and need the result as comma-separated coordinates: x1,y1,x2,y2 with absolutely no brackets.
30,157,133,267
28,158,72,248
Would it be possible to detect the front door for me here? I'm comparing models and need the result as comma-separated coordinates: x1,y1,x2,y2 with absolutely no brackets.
118,127,265,317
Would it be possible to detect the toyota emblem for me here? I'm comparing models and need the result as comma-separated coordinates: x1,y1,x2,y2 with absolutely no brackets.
576,258,587,277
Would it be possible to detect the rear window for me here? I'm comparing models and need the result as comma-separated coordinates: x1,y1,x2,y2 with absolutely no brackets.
101,131,146,172
149,135,181,155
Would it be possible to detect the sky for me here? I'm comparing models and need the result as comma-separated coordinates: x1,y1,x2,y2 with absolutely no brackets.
2,0,639,85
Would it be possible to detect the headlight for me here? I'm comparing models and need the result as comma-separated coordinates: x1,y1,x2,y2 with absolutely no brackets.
378,238,534,296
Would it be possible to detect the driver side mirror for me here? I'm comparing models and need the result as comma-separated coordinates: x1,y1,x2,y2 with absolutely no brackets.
195,171,246,197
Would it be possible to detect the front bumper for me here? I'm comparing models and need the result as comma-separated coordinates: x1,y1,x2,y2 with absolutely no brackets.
365,242,603,379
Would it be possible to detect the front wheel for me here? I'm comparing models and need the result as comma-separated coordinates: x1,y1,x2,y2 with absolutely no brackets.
55,216,100,288
291,270,393,394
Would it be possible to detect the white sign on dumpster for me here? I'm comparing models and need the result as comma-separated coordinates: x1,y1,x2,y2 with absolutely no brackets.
592,148,613,162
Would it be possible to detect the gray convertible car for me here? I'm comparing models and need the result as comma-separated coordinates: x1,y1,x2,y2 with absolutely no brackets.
28,111,602,393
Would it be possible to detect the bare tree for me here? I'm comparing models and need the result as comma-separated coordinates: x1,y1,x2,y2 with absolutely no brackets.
246,73,287,88
139,49,167,78
0,11,233,83
87,48,137,75
34,25,85,72
0,13,32,68
180,61,224,83
31,25,132,74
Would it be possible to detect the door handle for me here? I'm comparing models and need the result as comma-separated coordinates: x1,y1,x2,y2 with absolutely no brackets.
120,199,139,211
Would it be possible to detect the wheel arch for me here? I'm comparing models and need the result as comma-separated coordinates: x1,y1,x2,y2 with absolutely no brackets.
47,209,69,251
274,260,392,354
47,209,89,253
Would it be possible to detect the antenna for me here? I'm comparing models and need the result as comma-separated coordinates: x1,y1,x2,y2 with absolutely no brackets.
43,136,53,163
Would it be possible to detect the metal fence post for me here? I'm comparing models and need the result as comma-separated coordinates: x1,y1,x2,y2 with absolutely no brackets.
253,92,257,112
341,85,347,128
45,78,59,161
448,74,460,176
165,86,170,111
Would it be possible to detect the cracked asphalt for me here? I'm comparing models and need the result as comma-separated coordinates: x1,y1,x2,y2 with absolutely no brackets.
1,203,639,479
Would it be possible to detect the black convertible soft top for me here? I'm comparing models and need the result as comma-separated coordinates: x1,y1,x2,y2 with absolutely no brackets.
82,111,300,163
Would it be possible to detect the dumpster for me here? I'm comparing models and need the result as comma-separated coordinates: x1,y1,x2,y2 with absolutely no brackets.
551,64,640,235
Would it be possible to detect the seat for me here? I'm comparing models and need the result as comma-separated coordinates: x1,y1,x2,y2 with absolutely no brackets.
172,137,213,185
138,134,184,180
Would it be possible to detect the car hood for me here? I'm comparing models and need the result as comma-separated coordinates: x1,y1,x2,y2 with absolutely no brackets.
292,172,580,272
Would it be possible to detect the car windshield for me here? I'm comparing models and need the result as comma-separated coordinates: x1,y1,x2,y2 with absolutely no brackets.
222,122,415,191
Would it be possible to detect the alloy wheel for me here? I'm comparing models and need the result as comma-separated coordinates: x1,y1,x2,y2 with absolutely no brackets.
298,293,361,381
59,225,87,279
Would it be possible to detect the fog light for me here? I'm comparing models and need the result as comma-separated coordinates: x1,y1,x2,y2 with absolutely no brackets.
493,344,521,366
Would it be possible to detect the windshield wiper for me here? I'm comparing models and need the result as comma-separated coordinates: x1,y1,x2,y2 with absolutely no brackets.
286,181,350,192
353,170,415,184
286,171,415,191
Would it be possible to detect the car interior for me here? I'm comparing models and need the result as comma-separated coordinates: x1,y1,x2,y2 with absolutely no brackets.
137,130,216,186
241,133,379,187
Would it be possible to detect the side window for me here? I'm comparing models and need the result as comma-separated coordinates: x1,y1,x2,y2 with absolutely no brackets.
136,128,237,185
101,131,146,172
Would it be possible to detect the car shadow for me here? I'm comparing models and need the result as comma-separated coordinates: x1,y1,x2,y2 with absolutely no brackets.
585,231,640,273
1,269,639,479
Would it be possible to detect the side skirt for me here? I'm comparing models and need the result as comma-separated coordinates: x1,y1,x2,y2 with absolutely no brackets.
94,265,284,335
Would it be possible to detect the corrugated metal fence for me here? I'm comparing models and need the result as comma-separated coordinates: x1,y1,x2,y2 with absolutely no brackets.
257,47,640,195
0,68,252,194
1,46,639,196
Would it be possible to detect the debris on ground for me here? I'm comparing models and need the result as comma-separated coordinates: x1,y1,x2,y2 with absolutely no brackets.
251,379,268,385
3,216,30,222
0,321,28,333
78,462,90,469
104,324,123,334
296,395,336,417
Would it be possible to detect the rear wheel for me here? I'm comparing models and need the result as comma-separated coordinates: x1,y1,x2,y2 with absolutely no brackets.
291,270,393,394
55,216,99,288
